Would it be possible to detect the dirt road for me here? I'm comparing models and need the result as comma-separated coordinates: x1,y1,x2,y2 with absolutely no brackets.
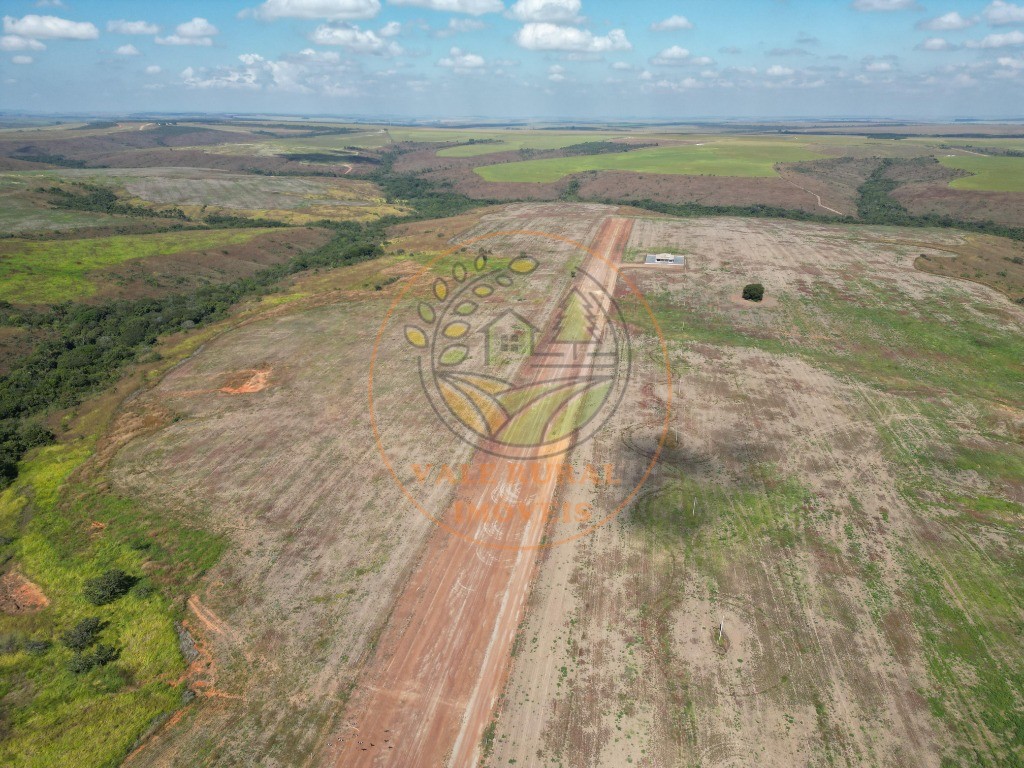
330,218,632,767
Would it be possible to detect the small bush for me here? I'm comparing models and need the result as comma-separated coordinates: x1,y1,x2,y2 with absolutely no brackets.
742,283,765,302
24,639,51,656
83,569,138,606
61,617,104,651
67,644,119,674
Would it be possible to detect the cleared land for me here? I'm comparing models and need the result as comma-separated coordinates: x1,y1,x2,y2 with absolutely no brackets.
939,155,1024,192
52,203,1018,768
474,141,824,183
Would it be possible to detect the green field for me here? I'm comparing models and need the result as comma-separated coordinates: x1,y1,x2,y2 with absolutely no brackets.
436,133,621,158
0,229,275,304
939,155,1024,192
473,140,823,182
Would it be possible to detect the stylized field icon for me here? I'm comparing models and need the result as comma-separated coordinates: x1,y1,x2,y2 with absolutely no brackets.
403,252,629,457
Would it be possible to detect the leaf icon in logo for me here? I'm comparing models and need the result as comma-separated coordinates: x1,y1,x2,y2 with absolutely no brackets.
405,326,427,348
439,345,468,366
434,279,448,301
443,321,469,339
509,256,538,275
418,303,435,324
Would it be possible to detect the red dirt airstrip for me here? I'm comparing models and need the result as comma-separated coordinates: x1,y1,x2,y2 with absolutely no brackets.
329,217,634,767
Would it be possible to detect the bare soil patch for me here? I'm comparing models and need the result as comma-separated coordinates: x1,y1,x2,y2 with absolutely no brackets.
0,570,49,614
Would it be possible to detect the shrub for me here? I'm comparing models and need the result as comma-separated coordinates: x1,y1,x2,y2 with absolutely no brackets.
83,569,138,606
61,617,103,651
67,644,119,674
742,283,765,302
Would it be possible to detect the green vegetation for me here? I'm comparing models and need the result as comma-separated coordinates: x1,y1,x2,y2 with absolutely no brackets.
622,250,1024,764
473,141,822,182
433,131,619,157
857,159,1024,241
0,228,276,304
42,184,187,219
0,440,221,768
742,283,764,301
939,155,1024,192
83,569,138,606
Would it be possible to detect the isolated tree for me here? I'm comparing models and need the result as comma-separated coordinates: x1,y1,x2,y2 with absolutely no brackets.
61,617,103,651
83,569,137,606
742,283,765,302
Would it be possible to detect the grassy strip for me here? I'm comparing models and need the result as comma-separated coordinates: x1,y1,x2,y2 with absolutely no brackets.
0,229,278,304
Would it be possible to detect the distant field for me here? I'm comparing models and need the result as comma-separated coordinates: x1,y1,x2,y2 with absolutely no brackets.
0,228,275,303
939,155,1024,192
436,133,620,157
10,168,405,224
474,141,823,182
0,175,124,232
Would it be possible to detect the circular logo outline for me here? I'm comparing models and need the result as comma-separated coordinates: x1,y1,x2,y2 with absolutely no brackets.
368,227,673,550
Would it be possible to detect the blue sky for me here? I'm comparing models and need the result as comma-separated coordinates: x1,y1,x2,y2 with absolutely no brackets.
2,0,1024,119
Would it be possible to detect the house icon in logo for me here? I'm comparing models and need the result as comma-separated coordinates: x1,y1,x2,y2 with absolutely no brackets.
480,310,538,367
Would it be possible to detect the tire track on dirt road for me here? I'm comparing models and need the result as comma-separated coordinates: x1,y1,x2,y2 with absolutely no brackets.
328,218,633,767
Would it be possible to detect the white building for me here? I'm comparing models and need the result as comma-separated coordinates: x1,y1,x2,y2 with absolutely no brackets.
644,253,685,266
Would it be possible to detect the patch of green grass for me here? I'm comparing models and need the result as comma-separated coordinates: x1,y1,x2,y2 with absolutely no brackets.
0,229,276,304
474,140,823,183
0,438,224,768
437,133,619,158
939,155,1024,192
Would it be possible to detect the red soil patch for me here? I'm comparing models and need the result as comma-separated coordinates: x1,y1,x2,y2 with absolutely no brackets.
0,570,49,614
219,368,271,395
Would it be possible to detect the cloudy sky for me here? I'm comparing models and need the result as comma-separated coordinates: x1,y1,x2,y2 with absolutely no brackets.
2,0,1024,119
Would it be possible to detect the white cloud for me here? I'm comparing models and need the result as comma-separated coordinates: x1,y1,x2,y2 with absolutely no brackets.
436,18,486,35
951,72,976,85
311,23,403,53
652,45,690,64
107,20,160,35
3,14,98,39
998,55,1024,67
438,45,485,70
917,37,956,50
115,43,140,55
176,18,219,37
850,0,918,10
12,54,33,64
984,1,1024,25
182,65,261,90
156,17,219,47
0,35,45,51
34,0,65,6
865,60,893,71
145,64,161,74
966,29,1024,47
916,11,976,30
379,20,401,36
243,0,381,20
547,63,565,80
611,60,631,70
388,0,504,15
156,34,214,46
650,14,693,31
514,22,629,52
650,46,711,67
766,64,794,75
508,0,581,23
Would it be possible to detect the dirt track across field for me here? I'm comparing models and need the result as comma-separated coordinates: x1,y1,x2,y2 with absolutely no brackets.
329,218,632,767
